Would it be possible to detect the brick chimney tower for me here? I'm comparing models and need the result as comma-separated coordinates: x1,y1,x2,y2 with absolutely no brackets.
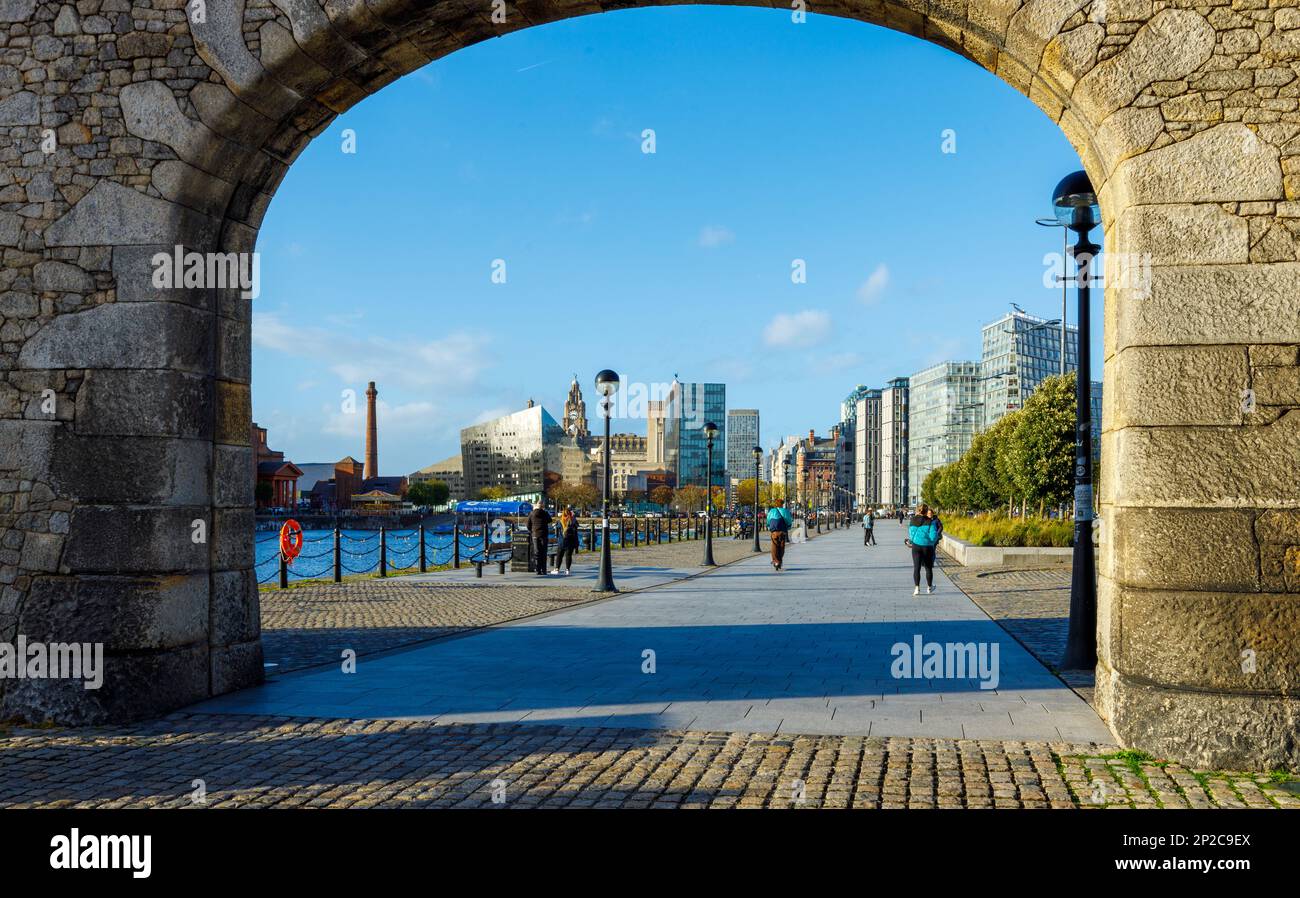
364,381,378,480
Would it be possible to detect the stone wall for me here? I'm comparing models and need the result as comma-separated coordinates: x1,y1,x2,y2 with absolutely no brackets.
0,0,1296,765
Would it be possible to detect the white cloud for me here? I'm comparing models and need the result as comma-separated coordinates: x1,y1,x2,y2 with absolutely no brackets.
698,225,735,248
857,263,890,304
253,312,491,392
763,309,832,349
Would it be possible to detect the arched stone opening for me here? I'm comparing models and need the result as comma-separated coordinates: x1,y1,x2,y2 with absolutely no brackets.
1,0,1297,768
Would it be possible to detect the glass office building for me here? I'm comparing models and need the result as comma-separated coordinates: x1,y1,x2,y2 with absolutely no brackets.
664,381,727,489
980,310,1102,447
907,361,982,505
460,403,569,501
725,408,760,497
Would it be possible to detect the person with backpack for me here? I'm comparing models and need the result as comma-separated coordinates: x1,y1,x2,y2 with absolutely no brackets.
906,503,941,596
766,498,793,572
553,505,579,575
862,509,876,547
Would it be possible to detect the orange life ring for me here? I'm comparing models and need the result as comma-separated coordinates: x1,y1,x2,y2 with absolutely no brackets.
279,519,303,563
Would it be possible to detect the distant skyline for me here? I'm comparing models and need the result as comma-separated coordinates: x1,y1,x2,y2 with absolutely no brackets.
251,7,1103,476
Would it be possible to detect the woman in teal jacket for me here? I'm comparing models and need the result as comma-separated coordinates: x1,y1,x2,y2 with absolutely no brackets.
907,504,941,595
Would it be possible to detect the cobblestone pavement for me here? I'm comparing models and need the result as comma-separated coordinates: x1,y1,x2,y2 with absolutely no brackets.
939,560,1096,704
1,714,1295,809
261,532,778,673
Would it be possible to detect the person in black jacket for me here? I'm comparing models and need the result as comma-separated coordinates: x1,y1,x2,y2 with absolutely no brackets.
555,506,580,575
527,501,553,576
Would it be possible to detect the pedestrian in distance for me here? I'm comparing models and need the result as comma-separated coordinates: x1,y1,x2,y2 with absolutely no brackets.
906,503,941,596
862,509,876,547
766,498,793,572
527,500,552,576
553,505,579,575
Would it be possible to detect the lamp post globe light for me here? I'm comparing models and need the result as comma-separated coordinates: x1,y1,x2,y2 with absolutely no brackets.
1051,171,1101,671
701,421,718,566
594,369,620,593
752,445,763,553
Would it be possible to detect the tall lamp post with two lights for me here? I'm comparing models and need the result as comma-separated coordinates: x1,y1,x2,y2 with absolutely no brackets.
593,369,620,593
752,445,763,553
1051,171,1100,671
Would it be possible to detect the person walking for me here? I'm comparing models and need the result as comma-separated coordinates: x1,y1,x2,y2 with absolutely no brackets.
766,498,793,571
862,509,876,546
553,505,579,575
906,503,941,596
527,500,552,577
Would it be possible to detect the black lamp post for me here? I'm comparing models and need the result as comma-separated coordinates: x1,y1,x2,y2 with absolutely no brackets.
1052,171,1100,670
593,369,620,593
702,421,718,566
752,445,763,553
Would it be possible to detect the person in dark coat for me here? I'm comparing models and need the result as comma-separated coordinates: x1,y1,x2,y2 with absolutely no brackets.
527,501,553,576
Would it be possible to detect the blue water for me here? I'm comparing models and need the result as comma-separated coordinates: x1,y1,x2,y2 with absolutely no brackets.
253,525,698,584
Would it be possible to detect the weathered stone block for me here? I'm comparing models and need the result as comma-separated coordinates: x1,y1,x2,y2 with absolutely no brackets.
210,639,263,695
1104,505,1259,590
211,507,256,570
215,380,251,445
21,573,208,650
74,369,213,439
64,505,212,573
19,302,216,374
1253,365,1300,405
1106,344,1248,427
1111,412,1300,506
213,444,254,508
1114,203,1249,266
50,434,210,506
210,569,259,644
111,244,213,308
0,643,210,725
46,181,220,248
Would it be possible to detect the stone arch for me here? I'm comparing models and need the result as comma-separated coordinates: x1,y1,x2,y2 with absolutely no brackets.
1,0,1297,768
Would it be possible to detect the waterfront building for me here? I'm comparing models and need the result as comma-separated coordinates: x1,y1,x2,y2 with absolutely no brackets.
409,453,465,502
588,433,650,495
251,422,302,509
460,401,568,501
663,380,727,489
725,408,760,500
795,429,837,512
907,361,982,505
646,399,666,466
838,385,874,508
881,377,909,508
853,389,883,509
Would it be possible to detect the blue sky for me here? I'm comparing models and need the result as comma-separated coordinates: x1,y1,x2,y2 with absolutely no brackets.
252,5,1102,476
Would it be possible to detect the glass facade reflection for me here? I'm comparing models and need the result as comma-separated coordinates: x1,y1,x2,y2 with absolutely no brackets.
664,381,727,489
460,404,568,501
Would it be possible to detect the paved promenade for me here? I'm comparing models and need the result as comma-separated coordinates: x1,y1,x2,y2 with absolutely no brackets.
205,528,1112,744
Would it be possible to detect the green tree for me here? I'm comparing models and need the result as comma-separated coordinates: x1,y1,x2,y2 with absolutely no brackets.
1009,373,1076,511
477,485,509,500
650,485,675,509
732,479,773,510
407,479,449,507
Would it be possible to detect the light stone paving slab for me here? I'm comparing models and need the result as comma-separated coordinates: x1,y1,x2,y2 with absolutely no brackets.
195,529,1116,744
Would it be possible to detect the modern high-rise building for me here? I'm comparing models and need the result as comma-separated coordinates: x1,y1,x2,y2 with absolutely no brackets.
907,361,982,505
663,381,727,489
980,310,1078,430
853,390,882,508
725,408,760,498
980,309,1103,445
838,385,875,509
880,377,909,508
